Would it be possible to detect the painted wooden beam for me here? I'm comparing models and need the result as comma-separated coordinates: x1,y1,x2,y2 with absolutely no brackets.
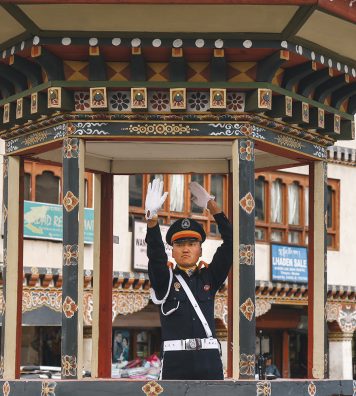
339,120,355,140
31,46,64,81
309,107,325,130
169,48,186,82
210,49,227,82
281,4,316,38
98,174,113,377
61,137,85,379
265,95,292,118
89,47,107,81
130,47,146,81
331,82,356,109
9,55,43,87
308,161,328,379
1,156,24,379
256,50,289,83
286,101,310,126
314,74,349,103
0,63,27,92
298,68,332,97
232,139,256,379
281,61,316,91
324,113,341,138
348,95,356,115
245,88,272,112
0,78,14,98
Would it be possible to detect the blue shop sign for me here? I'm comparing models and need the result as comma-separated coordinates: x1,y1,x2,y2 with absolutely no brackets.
23,200,94,244
271,244,308,283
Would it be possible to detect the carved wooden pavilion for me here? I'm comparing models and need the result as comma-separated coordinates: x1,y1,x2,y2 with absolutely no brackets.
0,0,355,394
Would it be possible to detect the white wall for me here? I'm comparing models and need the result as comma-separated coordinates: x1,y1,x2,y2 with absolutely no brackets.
278,161,356,286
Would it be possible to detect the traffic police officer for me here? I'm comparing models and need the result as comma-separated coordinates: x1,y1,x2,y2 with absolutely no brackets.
145,178,233,380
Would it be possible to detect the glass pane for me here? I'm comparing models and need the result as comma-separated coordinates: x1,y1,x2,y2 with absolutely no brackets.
255,228,265,241
271,229,283,242
211,175,223,208
191,174,204,213
288,182,300,225
84,179,88,207
327,234,333,247
255,177,265,221
271,180,283,223
150,174,163,183
327,186,333,228
288,231,300,244
35,171,60,204
304,187,309,226
24,173,31,201
129,175,143,207
170,174,184,212
210,222,220,236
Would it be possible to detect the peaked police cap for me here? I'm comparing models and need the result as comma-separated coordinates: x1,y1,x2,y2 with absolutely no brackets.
166,218,206,246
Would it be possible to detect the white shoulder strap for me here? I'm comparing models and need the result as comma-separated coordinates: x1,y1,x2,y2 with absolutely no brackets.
175,274,212,338
150,267,173,304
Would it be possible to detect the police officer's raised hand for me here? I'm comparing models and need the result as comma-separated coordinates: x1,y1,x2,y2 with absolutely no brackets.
145,178,168,221
189,181,215,209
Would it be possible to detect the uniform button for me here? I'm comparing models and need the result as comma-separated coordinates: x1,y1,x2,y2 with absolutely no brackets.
193,317,196,321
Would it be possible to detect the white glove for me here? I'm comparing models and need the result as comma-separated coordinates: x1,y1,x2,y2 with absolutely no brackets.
145,178,168,220
189,181,214,209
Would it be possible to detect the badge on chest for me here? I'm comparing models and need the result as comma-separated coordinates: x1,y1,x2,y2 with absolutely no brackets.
174,282,181,292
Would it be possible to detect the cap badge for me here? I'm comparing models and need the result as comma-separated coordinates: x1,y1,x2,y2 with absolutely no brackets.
181,218,190,229
204,284,211,291
174,282,181,292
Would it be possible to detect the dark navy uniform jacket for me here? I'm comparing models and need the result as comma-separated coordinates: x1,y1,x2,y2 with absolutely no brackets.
146,212,233,342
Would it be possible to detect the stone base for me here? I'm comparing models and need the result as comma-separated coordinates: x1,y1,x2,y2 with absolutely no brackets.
0,379,355,396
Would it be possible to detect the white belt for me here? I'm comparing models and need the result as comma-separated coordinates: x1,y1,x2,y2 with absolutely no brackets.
163,337,219,352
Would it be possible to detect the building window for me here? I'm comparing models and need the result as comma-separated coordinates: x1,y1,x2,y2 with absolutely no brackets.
129,174,227,237
35,171,61,204
255,171,340,250
24,161,93,208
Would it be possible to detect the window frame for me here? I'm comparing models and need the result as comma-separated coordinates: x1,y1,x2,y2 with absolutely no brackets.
129,174,228,238
255,171,340,250
24,161,93,208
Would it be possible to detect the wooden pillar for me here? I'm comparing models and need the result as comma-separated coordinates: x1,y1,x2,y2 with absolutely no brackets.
1,156,24,379
232,138,256,379
227,174,233,378
308,160,328,379
91,173,113,378
282,330,290,378
62,137,85,379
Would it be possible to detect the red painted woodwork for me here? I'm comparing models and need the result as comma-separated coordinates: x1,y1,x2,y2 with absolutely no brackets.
0,1,318,4
282,330,290,378
98,174,114,378
257,307,303,329
15,159,24,378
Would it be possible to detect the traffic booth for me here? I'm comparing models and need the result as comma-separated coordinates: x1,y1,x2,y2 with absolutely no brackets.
0,1,355,394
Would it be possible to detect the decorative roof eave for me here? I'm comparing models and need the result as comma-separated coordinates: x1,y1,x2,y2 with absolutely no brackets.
1,267,354,303
1,35,355,72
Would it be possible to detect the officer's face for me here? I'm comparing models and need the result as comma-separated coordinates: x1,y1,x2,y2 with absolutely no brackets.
172,240,202,267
